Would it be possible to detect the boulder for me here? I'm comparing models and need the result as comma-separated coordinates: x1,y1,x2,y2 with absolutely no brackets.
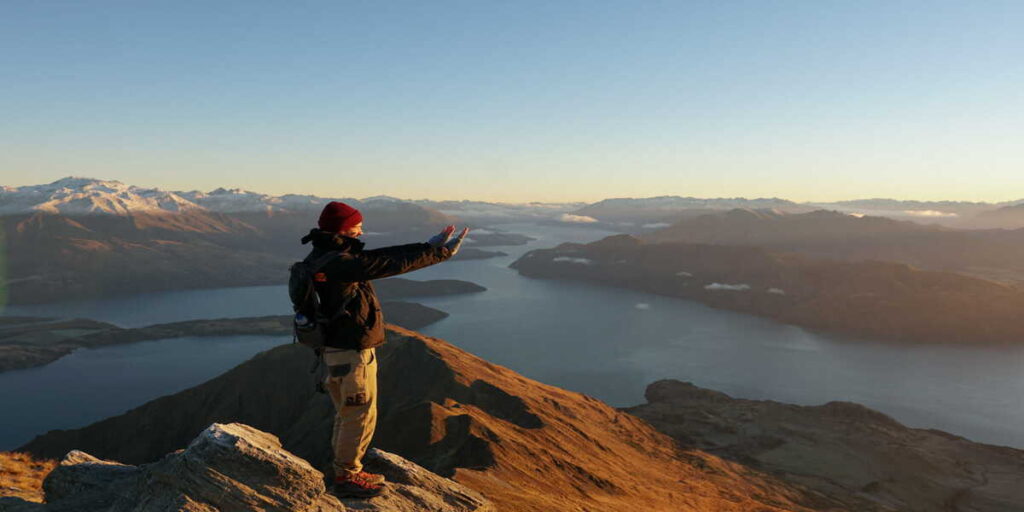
347,449,495,512
29,423,492,512
42,451,139,511
0,497,46,511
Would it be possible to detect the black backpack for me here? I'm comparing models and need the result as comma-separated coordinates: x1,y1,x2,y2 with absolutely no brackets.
288,251,343,351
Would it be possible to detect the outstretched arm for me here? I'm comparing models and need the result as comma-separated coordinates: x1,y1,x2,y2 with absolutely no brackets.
326,227,468,281
351,243,451,281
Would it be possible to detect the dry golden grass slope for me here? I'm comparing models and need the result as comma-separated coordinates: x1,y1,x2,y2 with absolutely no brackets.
0,452,56,503
373,326,840,511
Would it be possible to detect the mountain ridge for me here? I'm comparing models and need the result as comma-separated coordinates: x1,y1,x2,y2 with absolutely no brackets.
16,325,833,512
12,323,1023,510
7,176,1023,220
2,177,577,218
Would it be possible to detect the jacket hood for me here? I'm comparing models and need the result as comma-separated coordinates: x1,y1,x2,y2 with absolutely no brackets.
301,228,364,253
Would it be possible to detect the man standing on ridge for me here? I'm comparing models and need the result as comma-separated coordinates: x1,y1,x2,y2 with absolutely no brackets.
300,201,468,499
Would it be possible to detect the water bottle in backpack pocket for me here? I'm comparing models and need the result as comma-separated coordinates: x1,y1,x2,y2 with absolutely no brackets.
293,312,326,350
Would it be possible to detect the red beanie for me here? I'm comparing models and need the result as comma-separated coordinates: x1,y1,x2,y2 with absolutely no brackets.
318,201,363,233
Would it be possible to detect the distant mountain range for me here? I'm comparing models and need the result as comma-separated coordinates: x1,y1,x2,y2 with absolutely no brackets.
573,196,814,225
413,199,586,223
974,202,1024,228
5,177,1024,227
0,177,442,216
574,196,1024,229
0,178,467,304
5,177,1024,304
0,177,583,222
809,198,1024,228
645,208,1024,284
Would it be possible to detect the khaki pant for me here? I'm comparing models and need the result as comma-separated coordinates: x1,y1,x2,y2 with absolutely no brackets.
323,348,377,478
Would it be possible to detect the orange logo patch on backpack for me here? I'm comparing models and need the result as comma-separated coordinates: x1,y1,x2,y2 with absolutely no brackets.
346,393,368,406
314,272,327,282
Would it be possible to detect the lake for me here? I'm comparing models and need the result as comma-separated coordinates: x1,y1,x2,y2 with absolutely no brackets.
0,335,284,449
3,222,1023,450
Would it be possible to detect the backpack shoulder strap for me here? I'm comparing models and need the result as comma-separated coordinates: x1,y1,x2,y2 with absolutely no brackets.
306,252,359,322
307,250,342,272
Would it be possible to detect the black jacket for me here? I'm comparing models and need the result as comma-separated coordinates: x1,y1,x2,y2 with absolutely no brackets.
301,229,451,350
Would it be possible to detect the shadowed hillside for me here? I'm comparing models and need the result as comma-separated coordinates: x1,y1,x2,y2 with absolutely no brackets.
624,380,1024,512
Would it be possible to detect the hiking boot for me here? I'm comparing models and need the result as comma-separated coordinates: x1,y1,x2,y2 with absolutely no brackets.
332,473,384,499
355,470,385,485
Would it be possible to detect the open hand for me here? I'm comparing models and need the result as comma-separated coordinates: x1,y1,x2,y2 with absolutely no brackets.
428,225,456,248
444,227,470,256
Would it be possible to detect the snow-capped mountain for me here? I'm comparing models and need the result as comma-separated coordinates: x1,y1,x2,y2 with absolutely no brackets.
807,199,1024,228
361,195,405,203
178,189,454,214
0,177,426,216
580,196,803,212
176,188,338,213
570,195,813,225
0,177,581,224
412,199,585,222
0,177,205,216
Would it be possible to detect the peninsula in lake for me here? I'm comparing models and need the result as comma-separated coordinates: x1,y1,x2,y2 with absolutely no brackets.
511,234,1024,344
0,300,450,373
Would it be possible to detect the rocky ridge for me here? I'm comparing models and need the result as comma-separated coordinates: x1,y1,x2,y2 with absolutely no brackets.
1,422,493,512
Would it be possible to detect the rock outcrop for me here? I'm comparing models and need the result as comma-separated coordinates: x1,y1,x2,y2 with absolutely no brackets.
624,380,1024,512
4,423,492,512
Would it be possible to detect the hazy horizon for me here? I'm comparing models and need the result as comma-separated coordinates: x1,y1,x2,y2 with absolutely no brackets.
3,174,1022,206
3,1,1022,203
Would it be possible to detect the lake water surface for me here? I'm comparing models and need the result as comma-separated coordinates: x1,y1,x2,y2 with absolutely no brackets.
0,335,283,449
3,223,1023,450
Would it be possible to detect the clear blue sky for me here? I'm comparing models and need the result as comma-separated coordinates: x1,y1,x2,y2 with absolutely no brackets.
2,1,1021,202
